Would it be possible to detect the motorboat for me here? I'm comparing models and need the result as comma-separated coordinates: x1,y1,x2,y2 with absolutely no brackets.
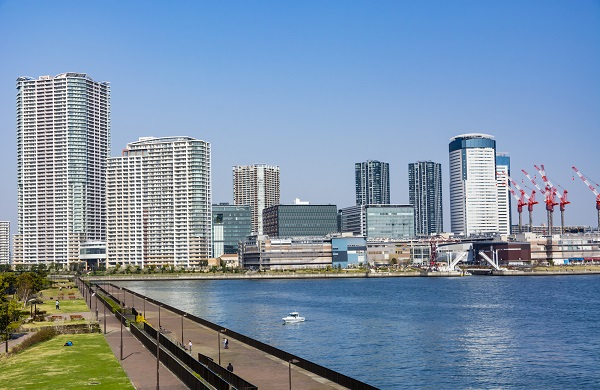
282,312,305,323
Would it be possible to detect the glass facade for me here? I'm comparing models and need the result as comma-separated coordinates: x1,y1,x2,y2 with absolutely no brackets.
213,203,252,257
366,205,415,239
408,161,443,235
263,205,338,237
355,160,390,205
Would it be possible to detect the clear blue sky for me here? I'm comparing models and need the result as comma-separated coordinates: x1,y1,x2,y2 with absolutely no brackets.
0,0,599,232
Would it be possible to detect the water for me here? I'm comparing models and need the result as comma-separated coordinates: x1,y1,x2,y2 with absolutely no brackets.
120,276,600,389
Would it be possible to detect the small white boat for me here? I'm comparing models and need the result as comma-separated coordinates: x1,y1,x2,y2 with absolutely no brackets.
282,312,305,323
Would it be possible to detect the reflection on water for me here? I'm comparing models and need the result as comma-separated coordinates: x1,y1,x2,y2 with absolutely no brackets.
121,276,600,389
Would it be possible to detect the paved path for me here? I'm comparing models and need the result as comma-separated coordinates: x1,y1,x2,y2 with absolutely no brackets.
82,284,188,390
106,284,348,390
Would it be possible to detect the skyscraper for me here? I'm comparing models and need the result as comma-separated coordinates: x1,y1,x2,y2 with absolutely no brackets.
355,160,390,205
106,137,212,268
15,73,110,266
0,221,9,265
449,133,498,236
496,153,511,235
233,164,280,234
408,161,443,235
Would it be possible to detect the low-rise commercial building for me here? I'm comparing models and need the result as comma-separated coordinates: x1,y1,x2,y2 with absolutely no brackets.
212,203,252,258
239,235,332,270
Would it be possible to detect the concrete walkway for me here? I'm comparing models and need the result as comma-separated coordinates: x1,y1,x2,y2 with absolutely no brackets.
107,285,348,390
84,286,188,390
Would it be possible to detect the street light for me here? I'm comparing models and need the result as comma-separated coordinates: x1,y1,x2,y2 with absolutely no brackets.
103,299,107,334
143,297,146,319
218,329,226,365
120,302,124,360
289,359,299,390
181,313,187,346
157,305,162,390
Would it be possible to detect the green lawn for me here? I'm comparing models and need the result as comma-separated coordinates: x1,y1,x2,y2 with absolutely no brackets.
0,333,134,390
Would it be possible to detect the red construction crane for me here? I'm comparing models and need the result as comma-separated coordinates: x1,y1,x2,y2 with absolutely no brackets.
523,169,557,235
534,164,570,234
506,174,537,233
572,166,600,230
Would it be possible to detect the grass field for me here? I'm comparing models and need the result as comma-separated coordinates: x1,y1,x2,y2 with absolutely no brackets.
0,333,134,390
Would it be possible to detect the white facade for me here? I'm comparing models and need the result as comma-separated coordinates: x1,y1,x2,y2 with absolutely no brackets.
449,134,499,236
0,221,9,265
15,73,110,266
233,164,280,234
106,137,212,268
496,154,511,235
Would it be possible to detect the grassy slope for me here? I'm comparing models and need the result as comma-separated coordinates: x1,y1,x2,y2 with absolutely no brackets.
0,333,134,390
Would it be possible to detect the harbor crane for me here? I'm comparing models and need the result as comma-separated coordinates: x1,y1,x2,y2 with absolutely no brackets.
505,174,537,233
572,166,600,230
534,164,570,234
522,169,557,235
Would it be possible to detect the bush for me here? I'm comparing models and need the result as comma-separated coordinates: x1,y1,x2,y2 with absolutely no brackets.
10,327,57,355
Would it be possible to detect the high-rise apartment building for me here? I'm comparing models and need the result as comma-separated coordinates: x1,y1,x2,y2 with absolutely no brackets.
449,133,498,236
106,137,211,268
0,221,9,265
15,73,110,266
233,164,280,234
496,153,511,235
355,160,390,205
408,161,443,235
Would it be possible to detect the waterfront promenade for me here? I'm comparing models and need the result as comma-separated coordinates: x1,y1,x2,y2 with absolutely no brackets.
98,283,351,390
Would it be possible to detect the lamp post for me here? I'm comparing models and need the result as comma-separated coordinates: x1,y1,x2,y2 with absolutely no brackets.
289,359,299,390
120,302,124,360
218,329,226,365
103,299,107,334
181,313,187,346
157,305,162,390
144,298,146,319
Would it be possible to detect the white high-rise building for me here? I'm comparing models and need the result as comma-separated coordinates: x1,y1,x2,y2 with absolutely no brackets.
0,221,9,265
496,153,512,235
15,73,110,266
106,137,212,268
449,133,499,236
233,164,280,234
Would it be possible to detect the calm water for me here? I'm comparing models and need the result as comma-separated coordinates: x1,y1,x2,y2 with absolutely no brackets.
120,276,600,389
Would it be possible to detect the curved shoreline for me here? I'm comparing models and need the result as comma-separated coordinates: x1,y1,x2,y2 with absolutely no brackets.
84,268,600,281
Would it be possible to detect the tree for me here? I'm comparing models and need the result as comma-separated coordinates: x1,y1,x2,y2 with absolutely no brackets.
0,299,22,353
15,272,45,303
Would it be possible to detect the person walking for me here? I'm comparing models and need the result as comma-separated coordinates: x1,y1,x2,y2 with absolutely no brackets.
55,300,60,310
188,340,192,353
223,338,229,349
227,363,233,372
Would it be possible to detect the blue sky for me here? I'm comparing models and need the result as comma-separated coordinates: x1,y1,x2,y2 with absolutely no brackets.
0,0,599,232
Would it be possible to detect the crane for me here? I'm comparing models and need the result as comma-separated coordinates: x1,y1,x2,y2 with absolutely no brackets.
534,164,570,234
523,169,557,235
507,184,526,233
572,166,600,230
506,175,537,233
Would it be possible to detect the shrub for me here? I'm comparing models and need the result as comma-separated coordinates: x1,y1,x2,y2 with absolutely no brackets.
10,327,57,355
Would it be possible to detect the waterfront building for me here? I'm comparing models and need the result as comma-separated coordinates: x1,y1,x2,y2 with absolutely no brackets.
331,235,367,268
263,204,338,237
367,240,431,267
0,221,9,265
15,73,110,266
355,160,390,205
233,164,280,234
339,204,415,239
523,232,600,265
408,161,443,235
212,203,252,258
79,241,106,270
106,137,211,268
449,133,498,236
239,235,332,270
496,153,511,235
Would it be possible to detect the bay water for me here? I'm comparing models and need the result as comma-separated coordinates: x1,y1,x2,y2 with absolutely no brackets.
120,275,600,389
